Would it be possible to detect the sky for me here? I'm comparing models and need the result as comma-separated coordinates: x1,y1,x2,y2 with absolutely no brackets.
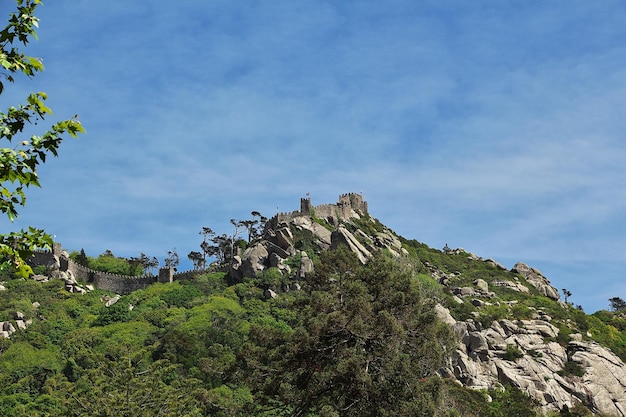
2,1,626,313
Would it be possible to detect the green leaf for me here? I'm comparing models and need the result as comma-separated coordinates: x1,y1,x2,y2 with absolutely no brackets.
14,263,32,278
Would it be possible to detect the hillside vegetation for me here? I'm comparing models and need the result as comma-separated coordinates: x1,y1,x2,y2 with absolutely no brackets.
1,206,625,416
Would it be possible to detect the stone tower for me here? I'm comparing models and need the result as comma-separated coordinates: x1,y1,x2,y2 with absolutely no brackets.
300,197,311,214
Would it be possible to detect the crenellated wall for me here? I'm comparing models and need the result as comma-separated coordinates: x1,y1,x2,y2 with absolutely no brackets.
92,272,156,294
65,256,157,293
338,192,368,214
27,248,206,294
267,193,368,229
26,193,367,294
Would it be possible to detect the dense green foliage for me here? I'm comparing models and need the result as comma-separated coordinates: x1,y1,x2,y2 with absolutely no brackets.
0,246,556,417
246,248,457,416
0,211,619,416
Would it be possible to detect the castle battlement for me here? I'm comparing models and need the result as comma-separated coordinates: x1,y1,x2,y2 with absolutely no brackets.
26,193,369,294
26,245,205,294
267,193,368,229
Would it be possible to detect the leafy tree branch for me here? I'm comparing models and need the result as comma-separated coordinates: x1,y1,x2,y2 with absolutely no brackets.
0,0,84,277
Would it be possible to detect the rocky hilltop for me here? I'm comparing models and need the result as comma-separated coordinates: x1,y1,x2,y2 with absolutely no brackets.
230,193,404,281
230,194,626,416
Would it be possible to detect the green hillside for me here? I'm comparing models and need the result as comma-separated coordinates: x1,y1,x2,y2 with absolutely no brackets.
1,212,622,416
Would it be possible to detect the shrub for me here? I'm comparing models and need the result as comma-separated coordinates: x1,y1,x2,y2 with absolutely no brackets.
258,267,284,289
504,344,524,361
160,285,203,308
478,304,509,328
92,301,131,326
511,303,534,320
557,361,585,378
488,385,539,417
31,265,50,276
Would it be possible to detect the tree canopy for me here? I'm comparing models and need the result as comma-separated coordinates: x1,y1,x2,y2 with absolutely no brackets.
245,247,457,416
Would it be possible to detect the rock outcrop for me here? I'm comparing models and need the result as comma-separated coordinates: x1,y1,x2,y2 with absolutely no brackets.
230,194,402,280
330,226,371,264
297,251,314,279
0,308,36,339
239,242,269,280
512,262,560,301
442,303,626,415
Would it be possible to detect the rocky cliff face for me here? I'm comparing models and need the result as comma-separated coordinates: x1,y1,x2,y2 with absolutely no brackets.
436,265,626,416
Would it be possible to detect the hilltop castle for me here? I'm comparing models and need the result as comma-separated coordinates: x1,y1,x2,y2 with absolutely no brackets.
271,192,368,228
26,193,369,294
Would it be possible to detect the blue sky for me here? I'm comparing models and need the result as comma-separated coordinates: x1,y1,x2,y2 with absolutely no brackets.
3,1,626,312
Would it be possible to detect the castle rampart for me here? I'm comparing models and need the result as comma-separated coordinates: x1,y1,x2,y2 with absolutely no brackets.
92,271,156,294
267,193,368,229
25,193,368,294
27,247,204,294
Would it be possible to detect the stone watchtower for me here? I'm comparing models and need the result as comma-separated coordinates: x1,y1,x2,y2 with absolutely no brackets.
337,193,368,215
300,197,311,214
52,242,63,257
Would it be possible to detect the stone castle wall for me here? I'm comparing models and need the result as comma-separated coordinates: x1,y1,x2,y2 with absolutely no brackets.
267,193,368,229
338,192,368,214
26,193,366,294
27,249,205,294
313,204,340,224
65,256,156,294
92,271,156,294
27,251,58,269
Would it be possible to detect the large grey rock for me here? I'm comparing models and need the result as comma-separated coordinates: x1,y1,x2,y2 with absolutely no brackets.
297,251,314,279
435,304,456,327
373,230,403,256
105,295,120,307
484,258,507,270
266,241,294,259
474,279,489,292
330,226,371,264
269,252,283,268
240,242,269,278
32,274,48,283
230,255,242,273
269,252,291,275
512,262,559,300
50,270,65,279
492,280,530,293
453,287,477,297
569,341,626,416
467,332,489,355
292,216,332,249
2,321,16,334
269,224,293,250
